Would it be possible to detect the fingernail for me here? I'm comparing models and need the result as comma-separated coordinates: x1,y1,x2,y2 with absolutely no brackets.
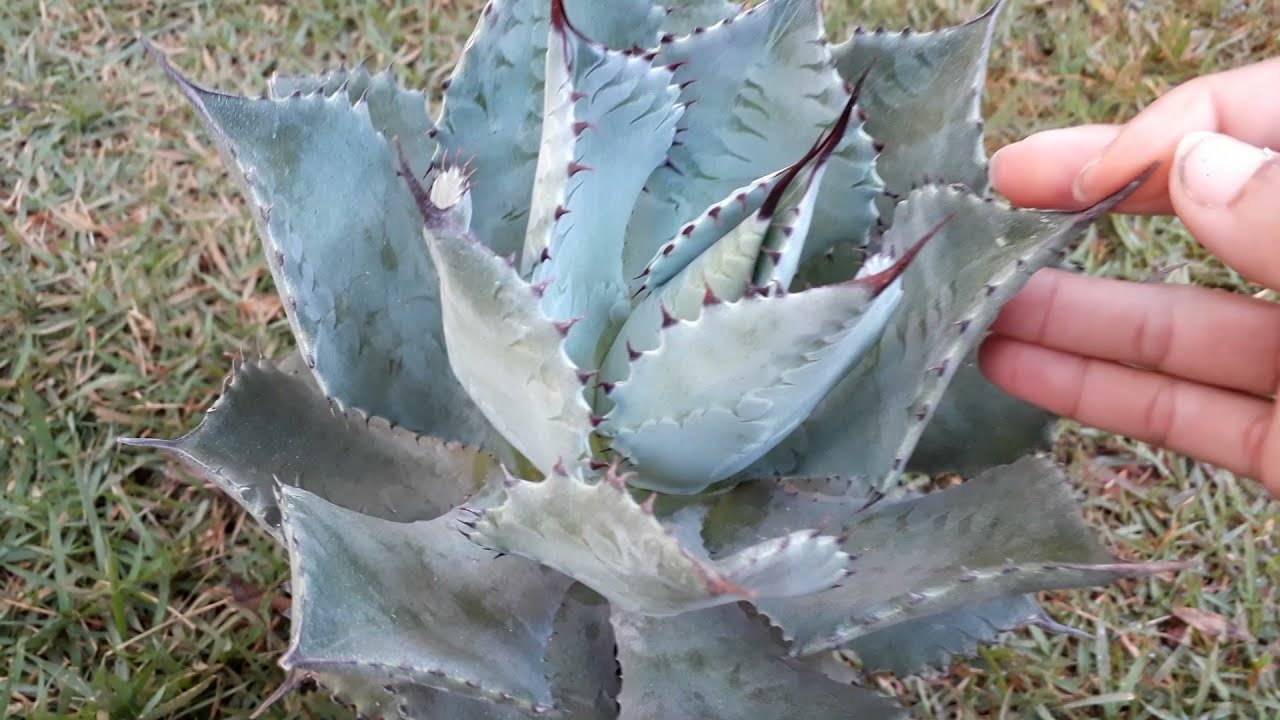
1071,157,1100,204
1176,130,1273,208
989,145,1007,176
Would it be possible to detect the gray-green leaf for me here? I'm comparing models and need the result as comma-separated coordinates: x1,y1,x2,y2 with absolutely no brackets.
279,486,574,713
119,358,501,541
754,456,1188,655
417,183,595,477
843,594,1043,676
907,356,1055,476
612,604,905,720
470,465,848,615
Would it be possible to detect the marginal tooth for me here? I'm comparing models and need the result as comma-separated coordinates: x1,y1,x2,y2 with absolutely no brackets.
641,493,657,514
659,303,679,328
553,318,580,336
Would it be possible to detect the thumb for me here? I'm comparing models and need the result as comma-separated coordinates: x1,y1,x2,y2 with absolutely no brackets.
1171,131,1280,288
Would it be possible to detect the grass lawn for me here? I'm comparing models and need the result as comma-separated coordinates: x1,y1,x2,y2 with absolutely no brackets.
2,0,1277,717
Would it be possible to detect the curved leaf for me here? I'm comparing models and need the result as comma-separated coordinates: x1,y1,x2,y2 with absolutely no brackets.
469,465,848,615
119,358,501,540
606,88,861,380
146,43,488,445
842,594,1042,676
659,0,743,35
759,173,1153,484
267,65,436,178
623,0,880,277
832,1,1004,217
612,604,905,720
627,173,780,299
278,486,574,714
907,356,1054,476
602,219,940,494
433,0,551,257
753,456,1188,655
527,1,684,367
410,164,595,477
433,0,674,258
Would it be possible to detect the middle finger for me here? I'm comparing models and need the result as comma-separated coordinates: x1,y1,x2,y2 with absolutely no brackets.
991,268,1280,398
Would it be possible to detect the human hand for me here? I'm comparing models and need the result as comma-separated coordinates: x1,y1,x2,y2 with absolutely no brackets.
978,58,1280,496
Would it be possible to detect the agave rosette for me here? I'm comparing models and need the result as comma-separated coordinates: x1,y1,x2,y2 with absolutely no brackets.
122,1,1177,718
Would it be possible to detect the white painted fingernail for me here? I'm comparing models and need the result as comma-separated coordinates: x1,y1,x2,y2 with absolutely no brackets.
1176,130,1274,208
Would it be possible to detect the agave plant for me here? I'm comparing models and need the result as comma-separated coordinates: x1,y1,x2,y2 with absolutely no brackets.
122,0,1179,717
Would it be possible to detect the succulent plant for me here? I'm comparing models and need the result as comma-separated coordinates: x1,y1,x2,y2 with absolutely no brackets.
122,1,1180,718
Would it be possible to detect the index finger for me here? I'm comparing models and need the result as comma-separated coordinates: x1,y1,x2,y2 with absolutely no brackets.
992,58,1280,215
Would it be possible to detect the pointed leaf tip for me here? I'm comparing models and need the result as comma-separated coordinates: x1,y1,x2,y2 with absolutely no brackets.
846,210,956,294
759,87,860,221
116,436,179,450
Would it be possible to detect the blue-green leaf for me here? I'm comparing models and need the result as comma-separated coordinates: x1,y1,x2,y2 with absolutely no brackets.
433,0,550,258
148,43,488,445
434,0,674,258
623,0,880,277
659,0,743,35
759,173,1152,485
267,65,436,177
527,1,684,367
832,1,1004,217
601,218,938,494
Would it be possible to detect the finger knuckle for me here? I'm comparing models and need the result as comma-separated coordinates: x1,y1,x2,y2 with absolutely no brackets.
1133,299,1176,371
1141,381,1179,448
